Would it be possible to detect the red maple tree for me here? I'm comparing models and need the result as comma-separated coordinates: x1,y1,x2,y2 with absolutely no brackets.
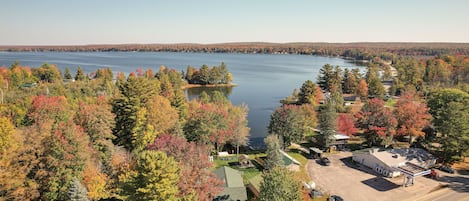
394,92,431,144
337,113,358,136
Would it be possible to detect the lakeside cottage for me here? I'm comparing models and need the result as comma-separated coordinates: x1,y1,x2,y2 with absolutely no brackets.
213,166,248,201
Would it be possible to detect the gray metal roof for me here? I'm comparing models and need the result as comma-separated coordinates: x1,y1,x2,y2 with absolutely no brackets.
214,166,247,201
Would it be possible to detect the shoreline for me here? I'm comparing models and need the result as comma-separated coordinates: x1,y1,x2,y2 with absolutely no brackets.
182,83,238,89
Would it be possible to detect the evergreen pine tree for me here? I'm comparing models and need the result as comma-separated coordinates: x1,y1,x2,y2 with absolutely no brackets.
75,66,86,81
366,65,385,98
298,80,317,105
264,134,284,170
68,177,90,201
259,167,301,201
199,64,210,85
317,64,334,91
112,76,160,151
342,68,358,94
64,67,73,80
170,89,188,121
318,102,337,148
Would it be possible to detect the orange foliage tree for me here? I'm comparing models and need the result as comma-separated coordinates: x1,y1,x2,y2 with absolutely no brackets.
82,162,108,200
394,92,431,144
27,95,67,132
355,98,397,147
337,113,358,136
184,100,231,151
315,85,323,105
357,79,368,99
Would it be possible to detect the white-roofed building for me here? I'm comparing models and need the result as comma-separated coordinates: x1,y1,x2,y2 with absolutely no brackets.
352,148,436,178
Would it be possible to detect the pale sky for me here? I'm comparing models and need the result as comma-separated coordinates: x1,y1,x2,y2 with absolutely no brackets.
1,0,468,45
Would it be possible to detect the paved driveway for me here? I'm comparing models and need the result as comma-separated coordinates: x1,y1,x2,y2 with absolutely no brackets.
307,152,450,201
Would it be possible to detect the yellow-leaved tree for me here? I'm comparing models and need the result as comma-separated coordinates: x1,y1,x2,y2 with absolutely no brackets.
82,162,108,200
0,117,15,153
120,150,180,201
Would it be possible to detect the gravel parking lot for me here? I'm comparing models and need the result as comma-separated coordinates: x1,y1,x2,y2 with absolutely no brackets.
307,152,447,201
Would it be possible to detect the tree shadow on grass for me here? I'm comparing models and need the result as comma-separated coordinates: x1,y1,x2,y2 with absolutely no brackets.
361,177,401,192
289,147,313,159
249,157,265,171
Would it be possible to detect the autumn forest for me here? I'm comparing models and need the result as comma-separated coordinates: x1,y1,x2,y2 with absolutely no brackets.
0,43,468,201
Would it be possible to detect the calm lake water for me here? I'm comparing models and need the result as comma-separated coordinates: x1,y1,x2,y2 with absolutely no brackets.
0,51,364,147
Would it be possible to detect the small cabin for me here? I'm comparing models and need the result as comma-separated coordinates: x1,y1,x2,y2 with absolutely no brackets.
330,134,350,151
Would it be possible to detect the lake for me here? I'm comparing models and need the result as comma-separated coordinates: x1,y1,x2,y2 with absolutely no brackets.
0,51,364,148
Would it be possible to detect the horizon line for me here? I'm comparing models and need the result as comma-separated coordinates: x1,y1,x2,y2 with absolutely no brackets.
2,41,469,47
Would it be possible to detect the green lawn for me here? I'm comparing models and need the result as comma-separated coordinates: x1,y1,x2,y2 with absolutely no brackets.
287,152,308,165
385,98,397,107
240,168,262,183
286,150,310,181
214,157,238,168
213,153,266,184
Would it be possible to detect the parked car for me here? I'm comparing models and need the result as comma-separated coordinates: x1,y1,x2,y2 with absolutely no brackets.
439,165,455,174
308,189,323,198
328,195,344,201
320,157,331,166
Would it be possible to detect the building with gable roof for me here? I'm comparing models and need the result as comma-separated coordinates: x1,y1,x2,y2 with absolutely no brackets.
213,166,247,201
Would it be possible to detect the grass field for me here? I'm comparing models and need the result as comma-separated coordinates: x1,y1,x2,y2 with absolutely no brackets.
286,150,310,181
213,153,266,183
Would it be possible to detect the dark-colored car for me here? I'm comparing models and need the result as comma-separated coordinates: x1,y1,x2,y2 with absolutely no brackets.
439,165,455,174
328,195,344,201
320,157,331,166
308,189,323,198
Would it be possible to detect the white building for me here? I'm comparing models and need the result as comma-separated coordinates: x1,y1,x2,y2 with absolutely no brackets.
352,148,436,178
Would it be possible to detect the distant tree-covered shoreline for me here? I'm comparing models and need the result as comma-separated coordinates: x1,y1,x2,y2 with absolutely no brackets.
2,42,469,59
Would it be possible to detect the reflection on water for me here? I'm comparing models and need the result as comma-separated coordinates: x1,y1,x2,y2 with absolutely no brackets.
185,86,234,101
347,60,369,66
